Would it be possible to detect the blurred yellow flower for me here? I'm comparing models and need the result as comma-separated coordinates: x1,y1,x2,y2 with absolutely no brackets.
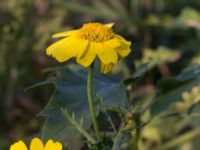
46,22,131,73
10,138,62,150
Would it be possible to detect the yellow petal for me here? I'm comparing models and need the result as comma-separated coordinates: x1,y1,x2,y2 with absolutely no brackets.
96,43,118,64
105,23,114,28
117,41,131,57
44,140,54,150
30,138,44,150
44,140,62,150
46,37,88,62
10,141,28,150
101,63,113,74
76,42,96,67
104,38,121,48
114,35,131,57
52,30,78,38
54,142,62,150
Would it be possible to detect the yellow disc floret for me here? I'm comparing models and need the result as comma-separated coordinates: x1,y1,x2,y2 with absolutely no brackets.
79,23,114,42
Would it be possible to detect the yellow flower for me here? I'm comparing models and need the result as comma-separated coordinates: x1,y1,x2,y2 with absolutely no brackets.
10,138,62,150
46,22,131,73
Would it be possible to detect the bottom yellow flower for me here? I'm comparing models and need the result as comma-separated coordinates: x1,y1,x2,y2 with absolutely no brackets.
10,138,62,150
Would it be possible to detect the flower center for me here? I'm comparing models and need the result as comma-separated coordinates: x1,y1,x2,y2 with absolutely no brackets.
79,23,114,42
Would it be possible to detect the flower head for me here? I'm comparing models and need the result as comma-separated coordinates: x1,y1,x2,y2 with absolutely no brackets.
10,138,62,150
46,22,131,73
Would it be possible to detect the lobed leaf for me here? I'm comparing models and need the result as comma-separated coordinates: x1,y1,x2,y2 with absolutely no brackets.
39,64,128,141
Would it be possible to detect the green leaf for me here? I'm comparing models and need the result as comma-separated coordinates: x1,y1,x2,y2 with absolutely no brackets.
151,79,200,116
188,101,200,130
125,46,180,83
132,62,156,79
150,64,200,116
178,7,200,23
61,109,96,143
176,64,200,82
62,0,119,20
189,102,200,115
40,64,128,141
135,47,180,67
156,78,181,94
112,131,131,150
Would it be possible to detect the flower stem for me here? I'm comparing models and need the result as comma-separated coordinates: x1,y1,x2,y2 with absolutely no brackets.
87,65,101,140
133,113,141,150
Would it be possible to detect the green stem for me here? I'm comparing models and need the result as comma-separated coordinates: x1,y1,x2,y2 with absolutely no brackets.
87,65,101,140
135,114,141,150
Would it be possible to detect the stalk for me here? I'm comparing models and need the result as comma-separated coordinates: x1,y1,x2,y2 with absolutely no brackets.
87,65,101,140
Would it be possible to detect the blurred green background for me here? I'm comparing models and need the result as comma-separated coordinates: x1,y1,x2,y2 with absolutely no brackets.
0,0,200,149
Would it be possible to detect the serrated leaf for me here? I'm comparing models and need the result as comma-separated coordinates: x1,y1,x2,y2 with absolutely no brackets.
112,131,132,150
